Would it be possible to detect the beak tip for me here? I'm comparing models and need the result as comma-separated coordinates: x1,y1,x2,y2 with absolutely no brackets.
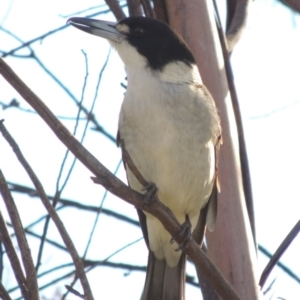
67,17,77,26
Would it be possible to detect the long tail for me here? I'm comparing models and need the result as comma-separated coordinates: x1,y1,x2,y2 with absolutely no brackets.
141,251,186,300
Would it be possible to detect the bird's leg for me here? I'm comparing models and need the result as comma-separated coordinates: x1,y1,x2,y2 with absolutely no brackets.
141,181,158,206
170,215,192,251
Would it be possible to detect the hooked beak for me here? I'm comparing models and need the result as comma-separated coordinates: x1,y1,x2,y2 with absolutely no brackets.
67,17,122,42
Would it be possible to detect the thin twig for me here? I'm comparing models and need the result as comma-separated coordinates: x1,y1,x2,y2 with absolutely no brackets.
7,223,68,251
1,26,116,143
258,244,300,284
65,285,85,299
0,208,28,298
0,57,241,300
83,159,122,259
259,219,300,288
62,51,112,297
36,50,91,271
0,121,94,300
8,182,140,227
0,169,39,300
0,7,121,57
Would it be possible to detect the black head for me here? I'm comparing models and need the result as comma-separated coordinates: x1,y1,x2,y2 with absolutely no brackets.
68,16,196,71
117,17,196,70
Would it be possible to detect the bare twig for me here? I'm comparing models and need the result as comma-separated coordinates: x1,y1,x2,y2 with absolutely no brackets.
105,0,126,20
258,244,300,284
0,7,120,58
0,57,241,300
83,159,122,259
0,121,94,300
7,259,197,296
0,208,28,298
36,50,91,272
8,224,67,251
63,52,112,297
1,26,116,143
259,219,300,288
0,170,39,300
8,182,140,227
65,285,85,299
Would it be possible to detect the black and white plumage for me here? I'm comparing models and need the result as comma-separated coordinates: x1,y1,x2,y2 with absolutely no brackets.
68,16,221,300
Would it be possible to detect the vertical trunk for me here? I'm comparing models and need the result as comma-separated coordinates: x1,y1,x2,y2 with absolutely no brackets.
164,0,260,299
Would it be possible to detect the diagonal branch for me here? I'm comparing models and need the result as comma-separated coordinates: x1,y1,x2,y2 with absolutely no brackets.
259,219,300,289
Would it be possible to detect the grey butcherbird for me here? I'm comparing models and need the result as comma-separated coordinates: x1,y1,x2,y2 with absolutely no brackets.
68,16,221,300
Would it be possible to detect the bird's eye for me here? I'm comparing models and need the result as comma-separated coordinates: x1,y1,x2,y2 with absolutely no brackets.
132,27,144,37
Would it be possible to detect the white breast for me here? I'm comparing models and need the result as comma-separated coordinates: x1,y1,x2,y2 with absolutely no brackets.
119,63,220,267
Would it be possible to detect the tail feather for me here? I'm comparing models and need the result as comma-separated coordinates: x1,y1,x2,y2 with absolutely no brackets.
141,252,186,300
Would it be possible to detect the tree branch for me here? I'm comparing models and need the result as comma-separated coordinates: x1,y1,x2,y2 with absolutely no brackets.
259,219,300,288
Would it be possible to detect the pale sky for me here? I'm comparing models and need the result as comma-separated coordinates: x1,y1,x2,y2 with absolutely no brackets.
0,0,299,299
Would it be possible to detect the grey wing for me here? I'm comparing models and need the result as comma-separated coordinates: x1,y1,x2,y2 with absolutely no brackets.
193,135,221,244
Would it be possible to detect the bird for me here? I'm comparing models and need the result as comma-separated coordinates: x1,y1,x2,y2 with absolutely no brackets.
68,16,221,300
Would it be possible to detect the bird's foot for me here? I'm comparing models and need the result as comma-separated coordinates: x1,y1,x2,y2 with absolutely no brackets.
170,216,192,252
141,181,158,207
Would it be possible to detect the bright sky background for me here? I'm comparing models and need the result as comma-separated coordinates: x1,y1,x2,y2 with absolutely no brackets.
0,0,299,299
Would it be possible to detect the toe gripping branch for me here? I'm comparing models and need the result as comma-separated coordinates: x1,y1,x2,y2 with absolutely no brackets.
171,215,192,251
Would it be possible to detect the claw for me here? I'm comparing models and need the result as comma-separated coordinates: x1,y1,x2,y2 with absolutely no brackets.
141,181,158,207
170,216,192,251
